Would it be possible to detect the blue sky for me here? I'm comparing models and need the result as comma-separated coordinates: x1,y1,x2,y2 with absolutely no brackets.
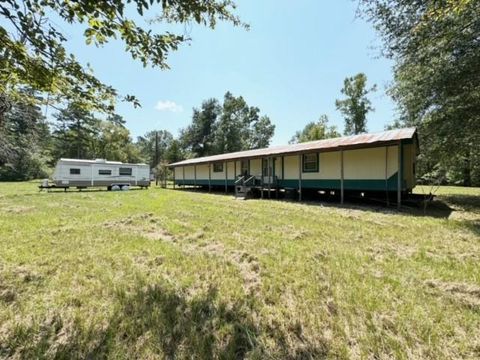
60,0,396,145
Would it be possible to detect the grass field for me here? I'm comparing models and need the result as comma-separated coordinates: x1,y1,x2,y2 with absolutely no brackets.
0,183,479,359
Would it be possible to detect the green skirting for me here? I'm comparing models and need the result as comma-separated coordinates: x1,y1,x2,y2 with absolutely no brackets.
175,179,234,186
175,172,407,191
279,173,405,191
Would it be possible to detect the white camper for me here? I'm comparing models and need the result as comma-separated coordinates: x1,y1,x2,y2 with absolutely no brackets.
47,158,150,190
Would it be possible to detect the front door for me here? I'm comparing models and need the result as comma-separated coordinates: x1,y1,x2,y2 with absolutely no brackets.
262,158,275,185
240,159,249,177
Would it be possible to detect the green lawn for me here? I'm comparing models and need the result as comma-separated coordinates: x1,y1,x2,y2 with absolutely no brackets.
0,183,479,359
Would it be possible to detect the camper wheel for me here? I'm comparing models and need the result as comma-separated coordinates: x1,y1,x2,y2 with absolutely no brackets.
107,186,112,191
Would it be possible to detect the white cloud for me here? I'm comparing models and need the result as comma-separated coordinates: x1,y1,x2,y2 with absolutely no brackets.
155,100,183,113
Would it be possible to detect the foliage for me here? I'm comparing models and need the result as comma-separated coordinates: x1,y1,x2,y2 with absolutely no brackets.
136,130,174,168
0,0,244,115
0,90,51,180
0,183,479,358
164,139,184,164
180,99,220,157
52,102,100,160
1,89,274,180
360,0,480,186
290,114,340,144
94,121,142,164
335,73,376,135
214,92,275,153
181,92,275,157
249,115,276,149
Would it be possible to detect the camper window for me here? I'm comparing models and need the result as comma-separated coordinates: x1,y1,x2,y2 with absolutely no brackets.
99,169,112,175
213,163,223,172
303,153,319,173
119,167,132,176
70,168,81,175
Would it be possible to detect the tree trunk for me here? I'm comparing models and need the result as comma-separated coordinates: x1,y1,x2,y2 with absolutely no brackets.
463,150,472,187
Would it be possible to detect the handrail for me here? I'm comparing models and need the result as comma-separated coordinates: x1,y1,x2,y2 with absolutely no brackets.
234,176,245,185
245,175,255,185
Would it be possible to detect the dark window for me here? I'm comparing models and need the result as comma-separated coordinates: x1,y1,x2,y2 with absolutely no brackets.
213,163,223,172
70,168,81,175
99,169,112,175
302,153,319,173
119,167,132,176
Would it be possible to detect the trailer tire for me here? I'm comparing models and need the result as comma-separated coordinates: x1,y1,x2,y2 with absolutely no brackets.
107,186,112,191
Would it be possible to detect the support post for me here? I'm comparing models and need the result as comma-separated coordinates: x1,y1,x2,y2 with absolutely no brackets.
385,146,389,206
234,160,237,179
194,164,197,189
397,141,402,209
208,163,211,192
281,156,284,180
340,150,344,205
173,168,175,189
268,157,271,199
261,158,264,199
298,154,302,201
225,161,228,193
182,166,185,189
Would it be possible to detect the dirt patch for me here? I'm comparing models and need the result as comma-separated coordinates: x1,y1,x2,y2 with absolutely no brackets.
0,288,17,303
230,250,261,295
103,213,176,242
425,280,480,310
280,225,311,241
2,206,35,214
187,243,262,295
366,243,417,261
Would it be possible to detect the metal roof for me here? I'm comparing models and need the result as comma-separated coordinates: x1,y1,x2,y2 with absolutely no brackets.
169,127,417,167
58,158,148,166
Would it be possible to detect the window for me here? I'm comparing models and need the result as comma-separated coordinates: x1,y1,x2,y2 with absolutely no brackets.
99,169,112,175
70,168,80,175
302,153,319,173
213,163,223,172
119,167,132,176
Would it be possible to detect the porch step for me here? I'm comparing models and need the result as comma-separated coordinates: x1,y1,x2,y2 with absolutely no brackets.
235,185,251,199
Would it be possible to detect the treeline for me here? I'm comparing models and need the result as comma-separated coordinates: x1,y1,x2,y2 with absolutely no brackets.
360,0,480,186
0,91,275,181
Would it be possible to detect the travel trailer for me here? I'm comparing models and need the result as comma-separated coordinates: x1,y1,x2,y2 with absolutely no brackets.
43,158,150,190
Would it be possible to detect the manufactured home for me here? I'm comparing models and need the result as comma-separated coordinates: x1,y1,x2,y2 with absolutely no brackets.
169,128,419,206
48,158,150,190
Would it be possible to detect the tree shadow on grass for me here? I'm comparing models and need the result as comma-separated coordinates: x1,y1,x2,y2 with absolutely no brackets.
104,284,258,359
0,283,259,359
440,194,480,214
1,280,334,359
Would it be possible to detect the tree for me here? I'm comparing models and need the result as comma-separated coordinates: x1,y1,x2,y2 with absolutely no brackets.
165,139,184,164
0,0,245,117
214,92,275,153
215,92,255,153
249,115,275,149
0,90,51,180
360,0,480,186
136,130,174,168
335,73,376,135
52,103,99,160
180,99,221,157
94,121,141,163
290,115,340,144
